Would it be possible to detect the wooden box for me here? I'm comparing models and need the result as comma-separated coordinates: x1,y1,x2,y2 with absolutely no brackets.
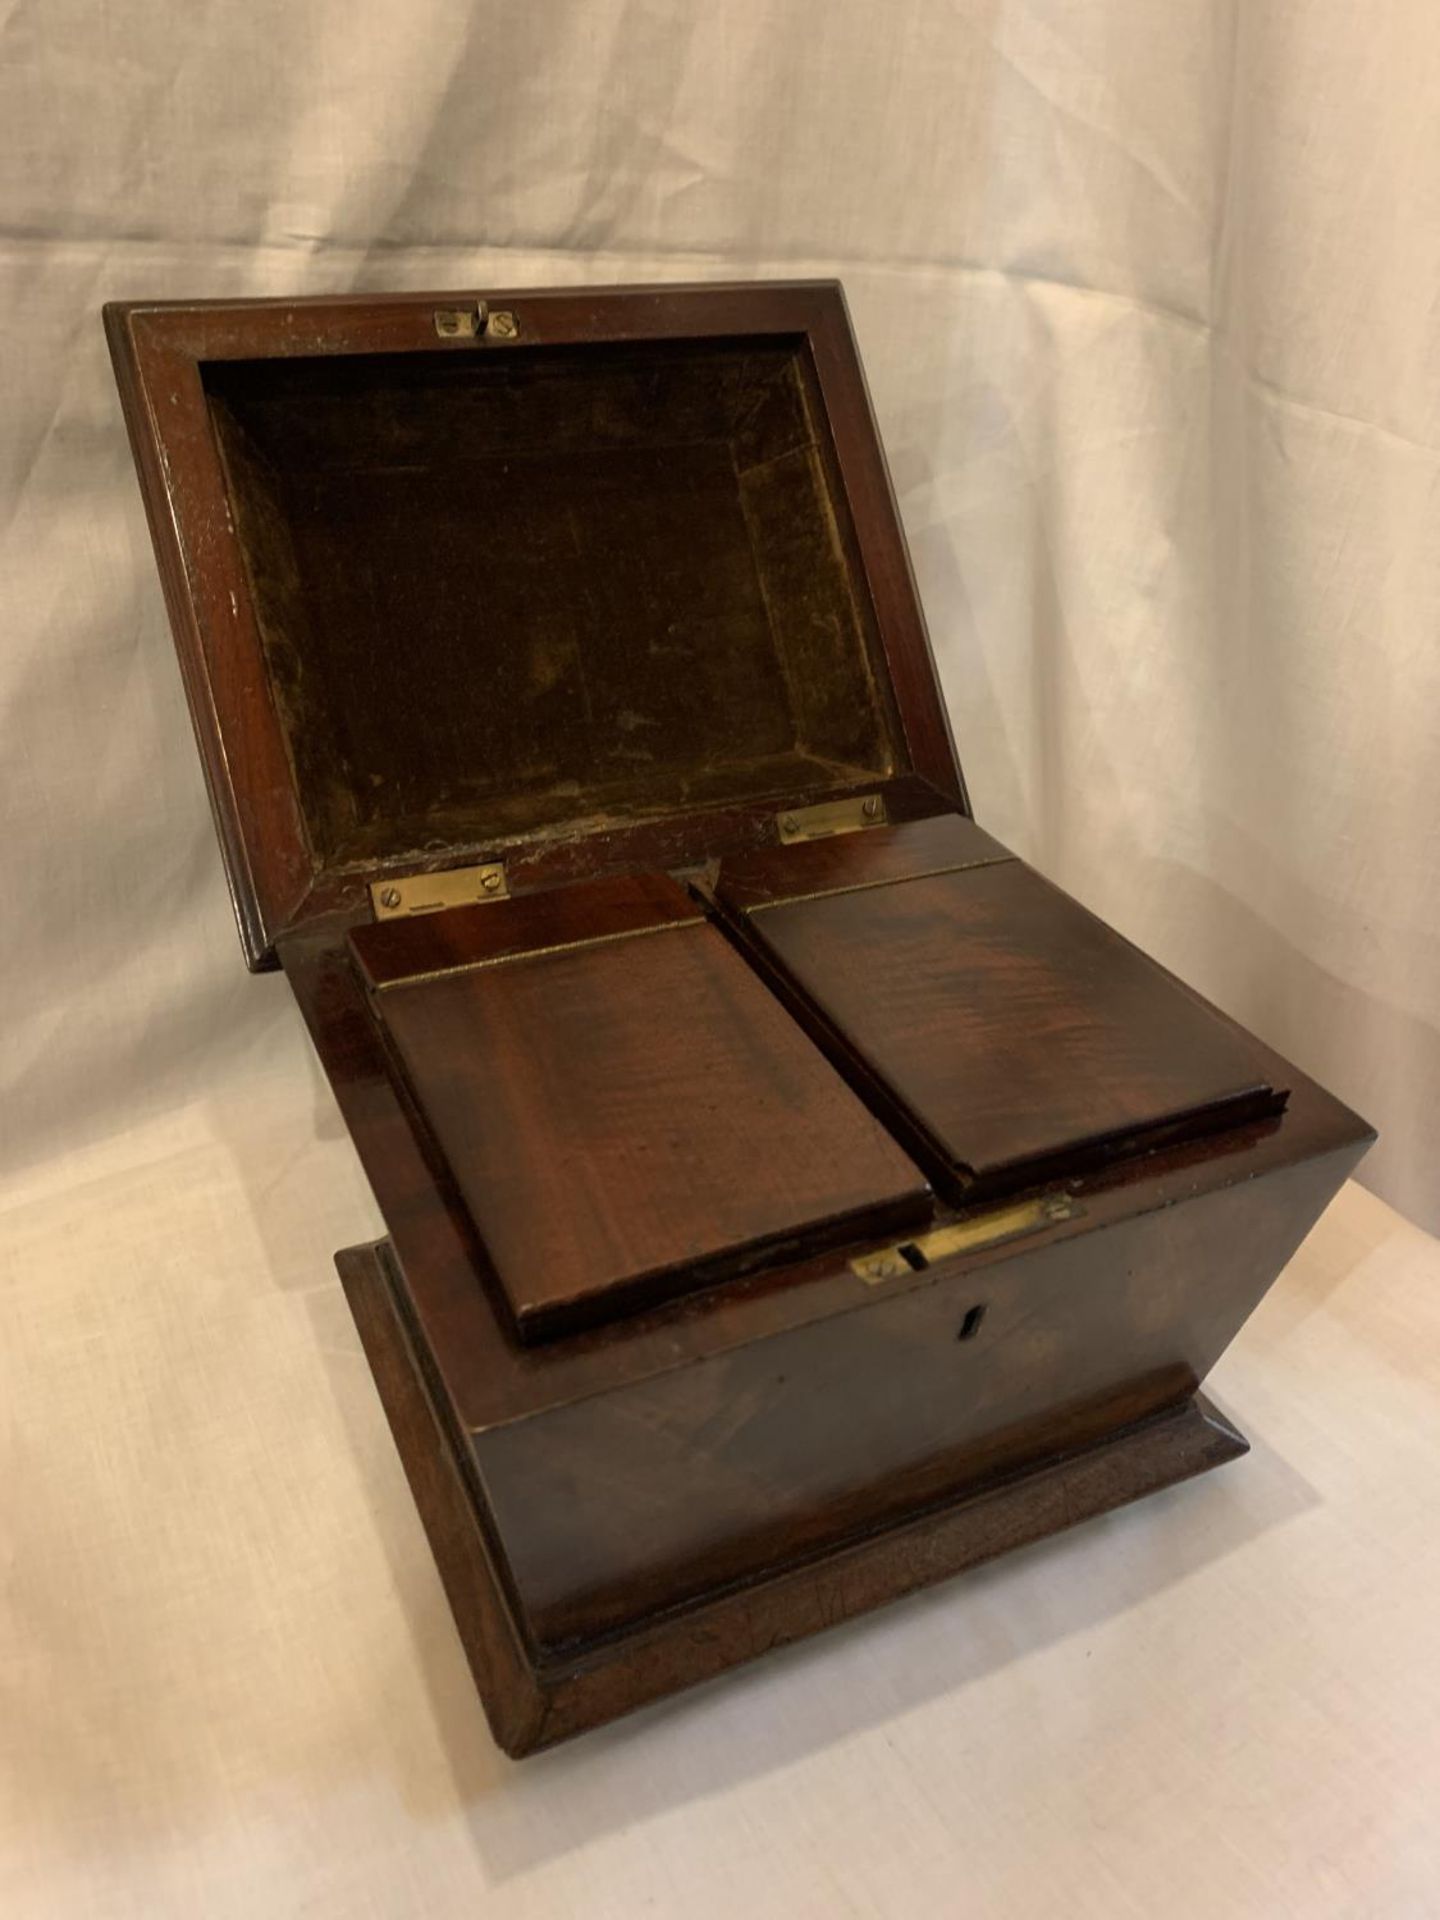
107,282,1373,1755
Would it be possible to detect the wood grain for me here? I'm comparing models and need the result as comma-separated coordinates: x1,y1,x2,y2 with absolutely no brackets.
284,895,1370,1741
359,877,931,1341
718,842,1284,1195
340,1235,1252,1757
279,910,1369,1436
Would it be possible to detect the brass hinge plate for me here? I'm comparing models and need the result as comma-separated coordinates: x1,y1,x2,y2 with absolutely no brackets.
370,862,508,919
850,1194,1078,1285
777,793,887,845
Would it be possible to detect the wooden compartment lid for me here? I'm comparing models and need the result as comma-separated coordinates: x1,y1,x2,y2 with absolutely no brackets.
106,283,963,968
348,874,931,1342
715,816,1287,1197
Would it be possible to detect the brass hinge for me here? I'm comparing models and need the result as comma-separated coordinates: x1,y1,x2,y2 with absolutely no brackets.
850,1194,1078,1284
370,862,509,919
776,793,887,845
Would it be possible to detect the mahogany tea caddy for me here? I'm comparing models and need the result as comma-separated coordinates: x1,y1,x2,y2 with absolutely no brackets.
107,282,1372,1754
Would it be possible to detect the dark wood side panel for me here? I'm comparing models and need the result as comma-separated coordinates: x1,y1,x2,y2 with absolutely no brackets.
336,1242,548,1758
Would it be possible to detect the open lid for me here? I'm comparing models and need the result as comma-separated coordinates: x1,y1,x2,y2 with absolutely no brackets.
106,282,962,967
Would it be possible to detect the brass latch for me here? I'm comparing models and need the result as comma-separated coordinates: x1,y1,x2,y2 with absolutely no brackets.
776,793,887,845
433,303,486,339
850,1194,1078,1284
370,862,509,919
432,302,520,341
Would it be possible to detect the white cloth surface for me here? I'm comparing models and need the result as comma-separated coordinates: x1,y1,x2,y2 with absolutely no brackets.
4,2,1440,1913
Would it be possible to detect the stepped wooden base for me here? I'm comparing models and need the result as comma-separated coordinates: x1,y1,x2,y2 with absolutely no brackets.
338,1237,1249,1758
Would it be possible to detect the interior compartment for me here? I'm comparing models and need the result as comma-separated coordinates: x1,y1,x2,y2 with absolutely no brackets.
202,337,900,871
713,815,1286,1197
349,874,930,1342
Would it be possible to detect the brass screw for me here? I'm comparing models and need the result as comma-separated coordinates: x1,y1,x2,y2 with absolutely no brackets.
862,796,880,819
487,310,519,339
780,815,798,836
480,869,504,894
379,886,402,909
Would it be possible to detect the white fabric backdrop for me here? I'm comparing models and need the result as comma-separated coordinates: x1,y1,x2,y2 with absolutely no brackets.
4,0,1438,1232
5,6,1440,1916
4,0,1439,1229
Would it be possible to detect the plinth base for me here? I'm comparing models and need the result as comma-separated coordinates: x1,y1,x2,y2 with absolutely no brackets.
338,1238,1248,1757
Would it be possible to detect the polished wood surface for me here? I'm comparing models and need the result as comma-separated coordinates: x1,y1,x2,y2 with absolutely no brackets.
469,1147,1344,1648
288,909,1370,1670
355,875,930,1341
717,829,1284,1196
341,1234,1251,1757
280,913,1369,1436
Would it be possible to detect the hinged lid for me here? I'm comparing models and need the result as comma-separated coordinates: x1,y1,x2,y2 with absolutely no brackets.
106,282,962,967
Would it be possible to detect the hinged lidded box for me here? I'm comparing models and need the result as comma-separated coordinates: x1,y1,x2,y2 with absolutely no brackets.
108,282,1371,1754
108,283,960,967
